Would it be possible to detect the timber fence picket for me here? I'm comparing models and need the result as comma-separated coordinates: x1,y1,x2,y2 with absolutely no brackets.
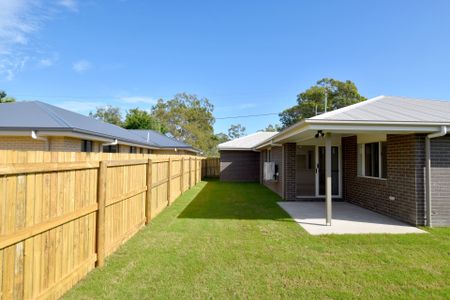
0,150,203,300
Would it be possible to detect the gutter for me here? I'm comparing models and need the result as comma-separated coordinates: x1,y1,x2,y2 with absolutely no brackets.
425,125,447,227
31,130,49,150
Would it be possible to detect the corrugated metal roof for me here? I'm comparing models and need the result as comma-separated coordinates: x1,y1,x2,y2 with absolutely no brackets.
218,132,278,150
130,130,194,149
309,95,450,123
0,101,195,150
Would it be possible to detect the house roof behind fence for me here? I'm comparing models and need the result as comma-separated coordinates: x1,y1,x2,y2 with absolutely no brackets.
218,132,278,150
0,101,196,151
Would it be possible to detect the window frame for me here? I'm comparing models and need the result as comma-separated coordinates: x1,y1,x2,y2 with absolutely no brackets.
266,149,271,162
129,146,137,154
103,144,119,153
81,140,93,153
357,141,387,180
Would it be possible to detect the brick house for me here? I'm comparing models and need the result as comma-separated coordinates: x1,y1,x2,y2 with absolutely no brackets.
0,101,199,155
219,96,450,227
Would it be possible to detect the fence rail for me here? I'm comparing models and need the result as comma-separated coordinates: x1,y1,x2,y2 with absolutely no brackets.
0,150,203,300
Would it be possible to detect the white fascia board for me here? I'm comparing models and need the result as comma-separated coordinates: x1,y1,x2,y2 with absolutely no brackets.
306,119,450,126
307,123,443,133
271,121,446,144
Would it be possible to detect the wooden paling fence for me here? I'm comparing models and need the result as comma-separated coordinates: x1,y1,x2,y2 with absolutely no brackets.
0,150,203,300
201,157,220,178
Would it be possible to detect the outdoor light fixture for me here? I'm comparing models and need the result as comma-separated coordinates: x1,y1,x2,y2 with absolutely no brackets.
315,130,325,139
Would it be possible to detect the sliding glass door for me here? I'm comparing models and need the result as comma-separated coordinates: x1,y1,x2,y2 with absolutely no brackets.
317,146,340,197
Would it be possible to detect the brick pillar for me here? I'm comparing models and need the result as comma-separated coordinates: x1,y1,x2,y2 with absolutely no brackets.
283,143,296,200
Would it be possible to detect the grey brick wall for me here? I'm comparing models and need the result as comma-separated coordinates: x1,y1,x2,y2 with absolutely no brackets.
283,143,297,200
342,134,426,225
219,150,260,182
430,136,450,226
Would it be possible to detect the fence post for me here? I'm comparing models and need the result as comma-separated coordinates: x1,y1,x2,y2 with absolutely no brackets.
96,160,107,267
189,157,192,188
194,158,198,184
180,157,184,193
145,158,153,224
167,157,172,206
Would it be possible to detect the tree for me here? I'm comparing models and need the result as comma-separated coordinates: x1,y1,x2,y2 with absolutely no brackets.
228,124,246,139
279,78,366,128
89,105,122,126
123,108,166,132
214,132,230,145
207,132,230,157
0,90,15,103
151,93,216,155
260,124,281,132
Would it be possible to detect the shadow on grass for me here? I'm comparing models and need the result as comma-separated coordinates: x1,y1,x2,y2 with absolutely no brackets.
178,179,290,220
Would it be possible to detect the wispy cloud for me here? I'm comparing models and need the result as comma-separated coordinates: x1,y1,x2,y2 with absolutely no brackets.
0,55,29,80
73,59,92,73
0,0,77,80
58,0,78,12
118,96,156,105
37,52,59,68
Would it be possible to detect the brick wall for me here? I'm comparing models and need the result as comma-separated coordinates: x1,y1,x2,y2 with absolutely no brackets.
219,150,260,182
0,136,48,151
49,137,82,152
430,136,450,226
342,134,426,225
0,136,141,153
283,143,297,200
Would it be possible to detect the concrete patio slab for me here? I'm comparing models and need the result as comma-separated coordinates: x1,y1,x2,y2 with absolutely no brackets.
278,201,426,235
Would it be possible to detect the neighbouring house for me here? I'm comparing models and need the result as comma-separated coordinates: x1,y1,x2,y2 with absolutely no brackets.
218,132,278,182
0,101,199,154
218,96,450,227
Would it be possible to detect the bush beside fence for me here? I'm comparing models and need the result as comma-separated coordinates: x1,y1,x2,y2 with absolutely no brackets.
0,150,202,300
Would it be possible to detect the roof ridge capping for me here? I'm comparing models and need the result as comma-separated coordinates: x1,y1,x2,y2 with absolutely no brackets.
308,95,385,120
33,101,72,128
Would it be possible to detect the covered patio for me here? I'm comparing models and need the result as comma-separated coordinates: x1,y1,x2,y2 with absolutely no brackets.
256,96,450,227
278,201,426,235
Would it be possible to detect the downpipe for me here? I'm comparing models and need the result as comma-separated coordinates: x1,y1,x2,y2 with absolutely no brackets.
31,130,49,150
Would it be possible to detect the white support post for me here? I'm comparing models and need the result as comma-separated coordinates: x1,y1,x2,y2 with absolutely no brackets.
325,133,332,226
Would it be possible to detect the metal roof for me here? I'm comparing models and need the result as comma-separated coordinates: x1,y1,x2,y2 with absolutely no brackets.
309,95,450,123
0,101,195,150
218,132,278,150
130,130,194,149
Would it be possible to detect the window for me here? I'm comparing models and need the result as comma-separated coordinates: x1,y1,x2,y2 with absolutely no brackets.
129,146,137,154
266,149,272,162
103,145,119,153
81,140,93,152
357,142,387,178
307,150,313,170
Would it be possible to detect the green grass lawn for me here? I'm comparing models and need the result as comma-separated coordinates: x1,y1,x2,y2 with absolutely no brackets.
64,180,450,299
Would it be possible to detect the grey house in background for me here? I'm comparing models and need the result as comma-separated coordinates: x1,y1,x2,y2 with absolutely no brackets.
218,132,277,182
218,96,450,227
0,101,199,154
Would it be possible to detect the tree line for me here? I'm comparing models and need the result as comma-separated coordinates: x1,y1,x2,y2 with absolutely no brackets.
1,78,365,156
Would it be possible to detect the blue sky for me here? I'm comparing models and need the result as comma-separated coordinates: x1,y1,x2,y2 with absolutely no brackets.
1,0,450,134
